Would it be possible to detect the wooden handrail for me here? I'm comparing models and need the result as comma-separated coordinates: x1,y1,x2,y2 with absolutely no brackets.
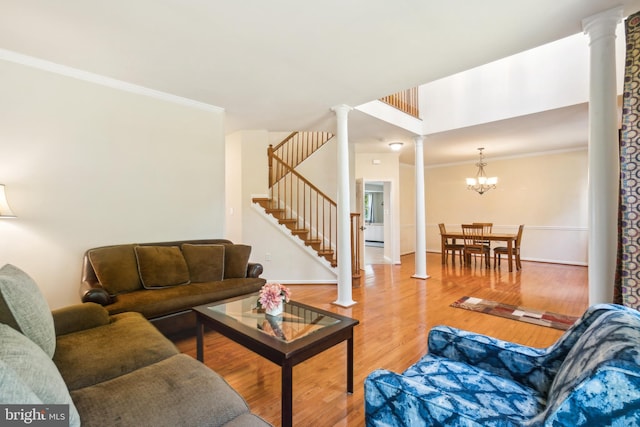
272,131,299,152
270,151,336,205
269,131,333,180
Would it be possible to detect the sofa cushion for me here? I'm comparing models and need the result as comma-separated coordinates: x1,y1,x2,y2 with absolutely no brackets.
402,354,545,422
99,277,267,319
0,359,43,404
0,324,81,427
134,245,191,289
224,244,252,278
0,264,56,358
181,243,225,282
71,354,253,427
54,311,179,390
88,244,142,294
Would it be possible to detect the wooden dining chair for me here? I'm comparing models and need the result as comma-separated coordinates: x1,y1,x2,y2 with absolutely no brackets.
494,224,524,270
473,222,493,250
438,223,464,265
461,223,490,267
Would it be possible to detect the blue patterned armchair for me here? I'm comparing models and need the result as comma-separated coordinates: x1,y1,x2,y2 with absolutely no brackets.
365,304,640,426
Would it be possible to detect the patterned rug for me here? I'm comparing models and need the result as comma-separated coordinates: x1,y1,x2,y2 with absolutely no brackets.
450,296,579,330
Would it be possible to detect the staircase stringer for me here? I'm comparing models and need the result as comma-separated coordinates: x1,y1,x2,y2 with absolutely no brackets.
251,200,337,273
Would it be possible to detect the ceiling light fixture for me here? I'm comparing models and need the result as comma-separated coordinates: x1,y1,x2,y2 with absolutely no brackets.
466,148,497,195
389,142,403,151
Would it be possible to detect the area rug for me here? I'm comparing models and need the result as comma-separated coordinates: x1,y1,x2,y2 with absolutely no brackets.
450,296,579,330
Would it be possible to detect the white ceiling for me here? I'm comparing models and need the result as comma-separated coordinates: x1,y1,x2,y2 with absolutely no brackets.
1,0,638,165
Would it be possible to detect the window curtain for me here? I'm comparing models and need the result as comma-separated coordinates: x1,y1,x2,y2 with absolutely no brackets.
618,11,640,308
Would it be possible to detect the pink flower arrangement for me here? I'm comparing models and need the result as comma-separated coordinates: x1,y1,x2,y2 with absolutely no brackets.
258,282,291,311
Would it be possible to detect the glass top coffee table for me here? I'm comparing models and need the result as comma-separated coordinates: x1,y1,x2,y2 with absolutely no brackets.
193,293,359,427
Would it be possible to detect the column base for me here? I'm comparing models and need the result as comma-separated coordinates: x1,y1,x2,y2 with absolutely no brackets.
332,299,357,308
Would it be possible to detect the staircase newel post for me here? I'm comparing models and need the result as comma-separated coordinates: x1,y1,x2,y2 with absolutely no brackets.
268,144,274,190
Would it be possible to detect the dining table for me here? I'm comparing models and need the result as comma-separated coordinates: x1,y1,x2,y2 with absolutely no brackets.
440,230,518,272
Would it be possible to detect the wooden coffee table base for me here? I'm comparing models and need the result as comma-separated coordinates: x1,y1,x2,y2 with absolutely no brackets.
194,298,358,427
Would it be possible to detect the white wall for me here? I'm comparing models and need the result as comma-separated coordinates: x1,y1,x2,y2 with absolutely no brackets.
399,149,588,265
0,59,226,309
399,163,416,255
420,25,626,133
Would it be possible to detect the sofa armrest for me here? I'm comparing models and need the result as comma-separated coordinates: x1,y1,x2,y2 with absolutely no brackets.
247,262,263,278
81,287,114,305
52,302,111,336
427,325,557,395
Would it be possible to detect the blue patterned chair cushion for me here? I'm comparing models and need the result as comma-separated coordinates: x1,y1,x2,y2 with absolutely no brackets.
365,304,640,426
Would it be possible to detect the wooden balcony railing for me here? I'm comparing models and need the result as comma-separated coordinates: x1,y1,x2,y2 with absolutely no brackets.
379,87,419,118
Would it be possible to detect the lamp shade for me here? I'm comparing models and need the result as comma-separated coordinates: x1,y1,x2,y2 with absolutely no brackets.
0,185,16,218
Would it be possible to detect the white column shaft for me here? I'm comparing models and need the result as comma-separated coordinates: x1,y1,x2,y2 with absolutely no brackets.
331,104,356,307
413,136,429,279
583,7,623,304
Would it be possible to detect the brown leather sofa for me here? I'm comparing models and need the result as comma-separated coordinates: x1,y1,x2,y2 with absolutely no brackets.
81,239,266,334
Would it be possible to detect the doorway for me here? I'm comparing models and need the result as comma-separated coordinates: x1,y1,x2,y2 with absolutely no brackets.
363,181,392,265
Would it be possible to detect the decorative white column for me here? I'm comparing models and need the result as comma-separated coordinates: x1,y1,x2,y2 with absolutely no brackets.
413,136,429,279
331,104,356,307
582,7,623,305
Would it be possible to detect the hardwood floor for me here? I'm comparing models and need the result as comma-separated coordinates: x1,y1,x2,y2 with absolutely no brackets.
173,253,588,426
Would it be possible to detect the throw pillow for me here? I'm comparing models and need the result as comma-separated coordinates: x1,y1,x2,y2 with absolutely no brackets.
223,244,252,279
0,324,81,427
134,246,191,289
88,244,142,294
181,244,225,282
0,264,56,358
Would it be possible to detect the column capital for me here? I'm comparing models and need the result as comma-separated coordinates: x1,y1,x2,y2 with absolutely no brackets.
582,7,623,45
331,104,353,115
414,135,425,145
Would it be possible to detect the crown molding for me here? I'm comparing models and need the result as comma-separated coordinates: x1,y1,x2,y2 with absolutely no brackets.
0,48,224,113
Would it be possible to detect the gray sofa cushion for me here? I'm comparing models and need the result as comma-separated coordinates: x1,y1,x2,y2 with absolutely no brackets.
71,354,253,427
0,264,56,357
0,324,80,427
0,358,43,404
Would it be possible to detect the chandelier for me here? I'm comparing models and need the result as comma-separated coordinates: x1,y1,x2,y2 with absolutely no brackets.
466,148,497,195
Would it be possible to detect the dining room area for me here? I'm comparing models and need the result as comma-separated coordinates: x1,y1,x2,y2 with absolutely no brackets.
420,149,588,269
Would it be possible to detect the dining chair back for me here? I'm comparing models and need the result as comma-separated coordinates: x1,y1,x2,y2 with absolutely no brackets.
438,223,464,265
473,222,493,249
461,224,490,267
494,224,525,270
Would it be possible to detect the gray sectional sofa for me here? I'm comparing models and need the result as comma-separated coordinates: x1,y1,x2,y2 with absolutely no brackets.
0,264,271,426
